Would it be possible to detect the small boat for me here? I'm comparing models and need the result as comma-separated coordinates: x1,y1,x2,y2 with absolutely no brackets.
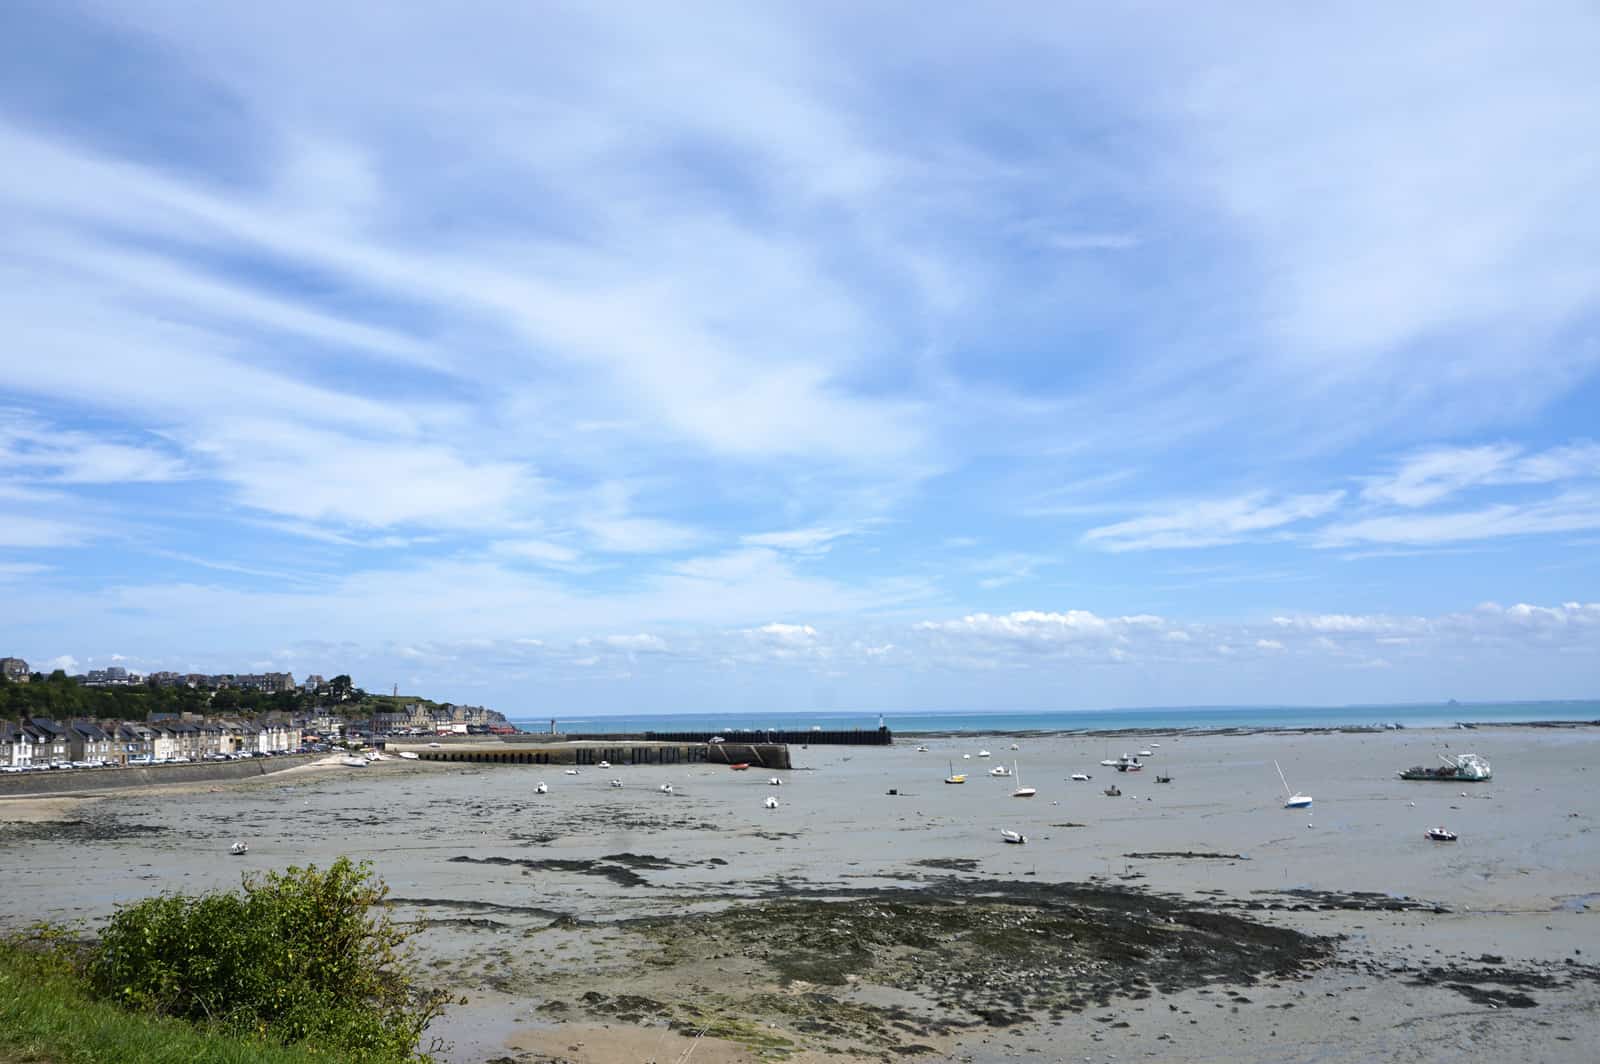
1104,784,1122,797
534,781,548,794
977,750,992,758
764,796,779,810
1009,743,1020,751
1011,761,1036,798
1276,760,1312,809
768,777,782,786
609,779,623,788
1113,753,1143,772
1138,749,1153,758
339,756,368,768
564,768,580,775
1155,774,1173,784
730,763,750,771
1001,829,1027,845
659,783,674,794
944,760,966,784
598,760,611,768
916,745,930,752
1070,772,1090,781
1425,826,1458,842
989,765,1011,777
962,753,972,760
228,841,248,855
398,751,420,760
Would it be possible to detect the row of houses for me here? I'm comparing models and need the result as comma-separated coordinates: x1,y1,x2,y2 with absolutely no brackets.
369,701,513,735
0,716,303,768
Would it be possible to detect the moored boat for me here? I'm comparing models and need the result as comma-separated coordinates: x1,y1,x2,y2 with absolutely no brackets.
1399,753,1492,782
1001,829,1027,844
1425,826,1458,842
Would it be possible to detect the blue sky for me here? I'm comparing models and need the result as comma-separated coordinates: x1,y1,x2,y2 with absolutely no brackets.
2,2,1598,714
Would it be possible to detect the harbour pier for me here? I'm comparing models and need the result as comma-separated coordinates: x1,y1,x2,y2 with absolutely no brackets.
390,738,792,770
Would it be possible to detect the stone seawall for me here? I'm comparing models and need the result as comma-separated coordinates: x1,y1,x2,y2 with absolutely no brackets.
0,754,318,798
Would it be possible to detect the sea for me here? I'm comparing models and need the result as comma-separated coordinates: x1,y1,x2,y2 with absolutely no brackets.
510,699,1600,736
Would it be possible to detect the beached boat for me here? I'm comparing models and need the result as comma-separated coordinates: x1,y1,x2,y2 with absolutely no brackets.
659,783,674,794
398,751,420,760
768,776,782,786
534,781,548,794
1138,749,1153,758
1001,829,1026,844
598,760,611,768
1070,772,1090,781
916,745,930,752
564,768,579,776
339,755,367,768
1114,754,1143,773
1011,762,1036,798
1276,760,1312,809
730,763,750,771
228,841,248,855
1103,784,1121,797
989,765,1011,777
977,749,992,758
609,779,623,788
1155,773,1173,784
1010,743,1020,751
764,796,779,810
944,761,966,784
1425,826,1458,842
1399,753,1492,782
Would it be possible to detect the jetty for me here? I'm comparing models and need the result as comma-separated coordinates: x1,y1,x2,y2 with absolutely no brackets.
391,737,793,770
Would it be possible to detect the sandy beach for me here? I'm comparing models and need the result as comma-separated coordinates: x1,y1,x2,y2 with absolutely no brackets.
4,727,1598,1062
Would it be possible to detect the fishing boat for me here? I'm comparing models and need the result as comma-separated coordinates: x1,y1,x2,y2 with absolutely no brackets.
989,765,1011,777
228,841,248,855
1103,784,1121,797
764,796,779,810
1011,762,1036,798
1001,829,1027,844
1399,753,1492,782
944,761,966,784
1425,826,1458,842
534,781,548,794
1276,760,1312,809
1114,754,1143,773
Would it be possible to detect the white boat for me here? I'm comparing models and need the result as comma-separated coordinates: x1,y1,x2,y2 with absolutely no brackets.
1001,829,1027,845
1425,826,1458,842
398,751,420,760
1070,772,1091,781
598,760,611,768
1100,758,1120,767
977,750,992,758
228,841,248,855
768,777,783,786
534,781,548,794
659,782,674,794
763,796,779,810
1276,760,1312,809
989,765,1011,777
1011,762,1036,798
609,779,623,788
1114,754,1143,773
1138,749,1153,757
962,753,971,760
339,756,367,768
1009,743,1020,751
916,744,930,752
564,768,579,776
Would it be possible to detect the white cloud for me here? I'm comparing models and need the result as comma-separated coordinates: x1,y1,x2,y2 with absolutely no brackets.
43,655,79,673
1362,441,1600,507
1318,492,1600,548
1083,491,1345,551
742,527,855,553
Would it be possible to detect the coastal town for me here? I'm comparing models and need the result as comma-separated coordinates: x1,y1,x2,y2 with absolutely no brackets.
0,655,513,771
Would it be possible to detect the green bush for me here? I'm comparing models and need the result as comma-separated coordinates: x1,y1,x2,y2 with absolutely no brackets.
86,858,444,1062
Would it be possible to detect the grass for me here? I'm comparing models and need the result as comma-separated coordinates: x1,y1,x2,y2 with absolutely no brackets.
0,944,329,1064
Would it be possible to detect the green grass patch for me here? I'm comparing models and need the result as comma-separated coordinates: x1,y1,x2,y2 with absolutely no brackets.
0,942,327,1064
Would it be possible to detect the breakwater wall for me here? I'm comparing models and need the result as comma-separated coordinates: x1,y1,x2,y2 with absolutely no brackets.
0,754,318,798
560,727,892,746
396,740,792,770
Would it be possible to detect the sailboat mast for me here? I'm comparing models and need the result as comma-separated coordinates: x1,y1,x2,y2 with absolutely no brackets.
1274,759,1291,796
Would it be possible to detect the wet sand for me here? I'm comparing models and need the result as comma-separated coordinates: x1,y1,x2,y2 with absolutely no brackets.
2,728,1597,1062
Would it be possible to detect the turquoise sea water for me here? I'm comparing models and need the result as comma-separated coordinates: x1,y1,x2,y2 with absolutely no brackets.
511,700,1600,735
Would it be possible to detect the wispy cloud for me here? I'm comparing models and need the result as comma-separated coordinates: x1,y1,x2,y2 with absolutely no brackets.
1082,491,1344,552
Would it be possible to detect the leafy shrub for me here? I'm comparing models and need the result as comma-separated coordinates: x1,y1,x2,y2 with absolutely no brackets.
87,858,444,1062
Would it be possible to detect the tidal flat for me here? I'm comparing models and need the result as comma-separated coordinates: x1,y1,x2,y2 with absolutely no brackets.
3,727,1599,1062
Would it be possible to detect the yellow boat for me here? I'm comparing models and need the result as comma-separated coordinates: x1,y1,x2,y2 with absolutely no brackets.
944,761,966,784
